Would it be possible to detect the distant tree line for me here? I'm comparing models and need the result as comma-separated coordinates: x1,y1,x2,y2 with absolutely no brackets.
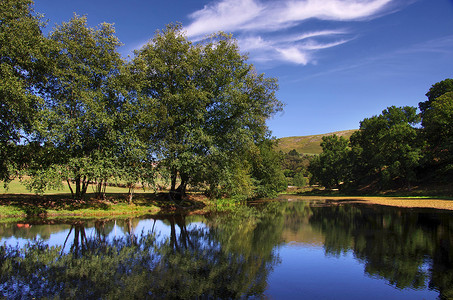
309,78,453,191
0,0,286,201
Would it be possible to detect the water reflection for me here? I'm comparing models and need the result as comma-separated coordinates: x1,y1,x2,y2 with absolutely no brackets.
274,199,453,299
1,200,452,299
318,204,453,299
0,212,280,299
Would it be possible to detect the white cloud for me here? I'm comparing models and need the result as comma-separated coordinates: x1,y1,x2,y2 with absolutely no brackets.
185,0,264,37
283,0,393,22
299,39,351,50
276,47,310,65
236,34,352,65
292,30,348,42
238,36,270,50
184,0,397,65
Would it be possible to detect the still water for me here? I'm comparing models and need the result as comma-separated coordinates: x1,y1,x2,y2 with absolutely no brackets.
1,197,452,299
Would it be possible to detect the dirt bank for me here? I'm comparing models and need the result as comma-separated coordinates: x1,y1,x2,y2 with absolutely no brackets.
279,195,453,211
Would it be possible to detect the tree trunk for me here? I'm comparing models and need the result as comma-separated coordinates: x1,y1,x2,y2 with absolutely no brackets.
176,173,189,199
81,175,88,199
73,175,89,200
75,175,81,199
169,170,189,202
169,168,178,200
95,179,107,200
102,181,106,197
170,168,177,193
95,180,102,199
127,183,135,204
67,179,74,199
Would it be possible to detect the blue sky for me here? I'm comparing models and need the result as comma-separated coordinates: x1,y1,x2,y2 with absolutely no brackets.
34,0,453,138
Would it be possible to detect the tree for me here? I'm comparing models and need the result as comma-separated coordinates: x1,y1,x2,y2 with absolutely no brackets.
419,78,453,116
0,0,52,181
282,149,310,179
293,172,308,187
31,15,124,199
421,91,453,178
133,24,282,200
349,106,422,188
308,134,351,189
249,139,287,198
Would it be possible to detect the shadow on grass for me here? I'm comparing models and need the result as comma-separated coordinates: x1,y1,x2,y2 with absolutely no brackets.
0,192,208,218
131,192,208,214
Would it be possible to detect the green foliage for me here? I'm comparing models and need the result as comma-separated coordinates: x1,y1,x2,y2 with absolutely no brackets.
309,134,351,189
419,78,453,116
349,106,422,187
207,158,255,201
250,140,287,198
420,86,453,179
0,217,280,299
28,15,133,200
133,24,282,200
207,140,287,200
281,148,311,178
0,0,52,181
293,172,308,187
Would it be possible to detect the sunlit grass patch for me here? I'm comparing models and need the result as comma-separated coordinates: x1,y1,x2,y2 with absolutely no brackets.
0,205,25,217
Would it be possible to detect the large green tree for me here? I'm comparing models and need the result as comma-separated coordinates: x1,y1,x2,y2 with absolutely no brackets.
0,0,51,181
421,91,453,178
418,79,453,180
31,15,125,199
349,106,422,188
133,24,282,200
419,78,453,116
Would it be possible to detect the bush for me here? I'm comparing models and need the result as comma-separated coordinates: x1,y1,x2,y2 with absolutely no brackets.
293,172,308,187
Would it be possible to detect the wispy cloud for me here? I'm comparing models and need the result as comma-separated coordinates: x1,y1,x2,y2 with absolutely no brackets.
396,35,453,55
185,0,264,37
292,35,453,82
184,0,397,65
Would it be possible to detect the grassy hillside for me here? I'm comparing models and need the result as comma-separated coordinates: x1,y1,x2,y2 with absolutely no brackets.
277,129,357,155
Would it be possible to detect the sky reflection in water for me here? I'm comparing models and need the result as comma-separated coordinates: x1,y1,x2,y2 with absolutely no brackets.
1,198,450,299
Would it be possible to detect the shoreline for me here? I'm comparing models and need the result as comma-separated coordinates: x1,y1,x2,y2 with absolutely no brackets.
1,193,453,221
277,195,453,211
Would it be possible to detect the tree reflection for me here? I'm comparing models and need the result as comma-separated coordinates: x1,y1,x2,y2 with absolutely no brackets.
0,210,281,299
0,222,71,240
2,201,452,299
60,221,88,257
306,203,453,299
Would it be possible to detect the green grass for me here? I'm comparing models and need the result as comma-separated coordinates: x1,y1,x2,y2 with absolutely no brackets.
44,202,160,217
0,192,162,218
0,179,209,219
0,205,24,217
0,179,157,195
277,129,357,154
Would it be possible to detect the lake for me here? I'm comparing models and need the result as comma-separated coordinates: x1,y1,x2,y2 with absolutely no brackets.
1,197,452,299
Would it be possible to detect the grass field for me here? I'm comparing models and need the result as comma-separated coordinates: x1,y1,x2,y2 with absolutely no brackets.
277,129,357,154
0,179,208,219
0,179,158,195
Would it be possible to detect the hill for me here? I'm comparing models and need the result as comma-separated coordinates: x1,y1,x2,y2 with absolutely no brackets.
276,129,357,155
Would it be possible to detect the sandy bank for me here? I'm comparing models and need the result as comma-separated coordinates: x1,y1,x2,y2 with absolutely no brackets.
278,195,453,211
